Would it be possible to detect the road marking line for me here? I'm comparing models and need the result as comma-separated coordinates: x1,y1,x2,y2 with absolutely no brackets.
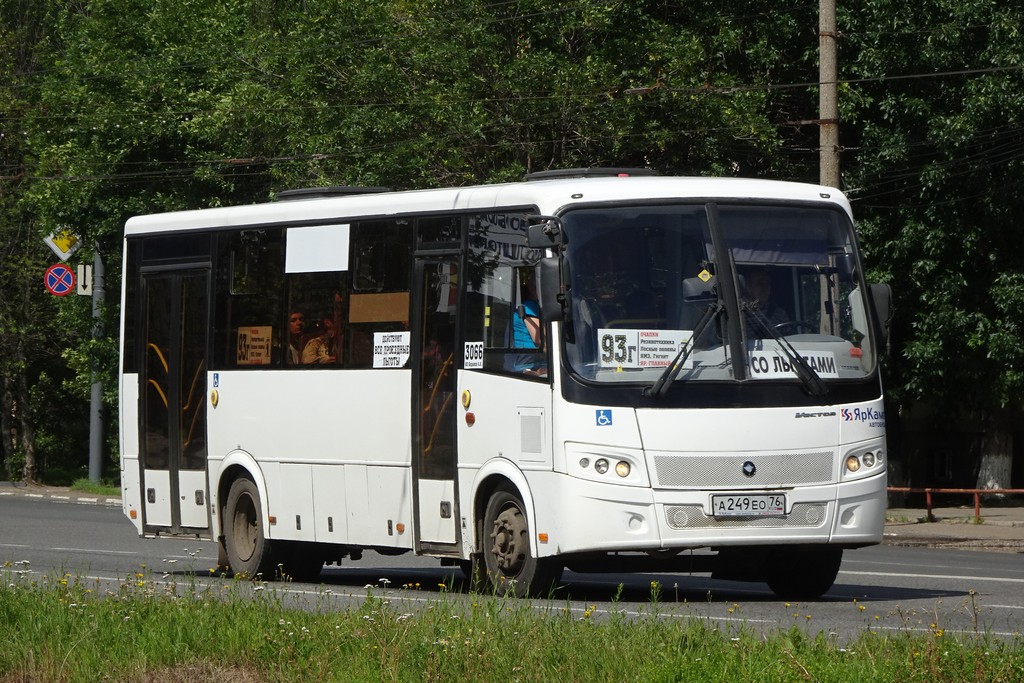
870,625,1021,638
841,569,1024,584
49,547,137,556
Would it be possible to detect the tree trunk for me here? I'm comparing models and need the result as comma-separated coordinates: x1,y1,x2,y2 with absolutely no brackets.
1,375,12,478
977,408,1013,491
14,342,36,483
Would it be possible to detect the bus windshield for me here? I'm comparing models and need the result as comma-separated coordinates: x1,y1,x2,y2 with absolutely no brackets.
562,203,877,385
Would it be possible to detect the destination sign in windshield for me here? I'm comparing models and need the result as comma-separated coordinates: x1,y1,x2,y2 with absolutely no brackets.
748,350,839,379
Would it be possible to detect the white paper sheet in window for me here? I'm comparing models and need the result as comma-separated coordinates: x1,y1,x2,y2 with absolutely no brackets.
285,224,350,273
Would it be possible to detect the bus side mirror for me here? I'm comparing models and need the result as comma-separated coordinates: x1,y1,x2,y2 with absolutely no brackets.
836,253,854,281
868,283,892,346
527,216,563,249
537,256,566,323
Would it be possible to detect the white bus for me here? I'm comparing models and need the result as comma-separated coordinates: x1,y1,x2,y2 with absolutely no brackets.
118,168,891,599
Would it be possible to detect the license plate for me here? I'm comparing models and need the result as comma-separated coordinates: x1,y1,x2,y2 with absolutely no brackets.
711,493,786,517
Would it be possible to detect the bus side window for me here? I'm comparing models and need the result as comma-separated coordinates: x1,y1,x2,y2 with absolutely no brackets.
465,213,545,376
345,220,413,368
286,276,346,367
213,229,285,369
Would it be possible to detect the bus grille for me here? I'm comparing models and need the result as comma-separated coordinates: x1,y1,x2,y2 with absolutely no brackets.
664,503,828,530
652,451,834,488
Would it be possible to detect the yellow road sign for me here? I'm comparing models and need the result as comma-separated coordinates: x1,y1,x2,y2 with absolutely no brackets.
44,229,82,261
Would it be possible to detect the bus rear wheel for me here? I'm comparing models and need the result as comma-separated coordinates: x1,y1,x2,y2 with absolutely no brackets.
482,487,562,597
764,546,843,600
224,478,276,580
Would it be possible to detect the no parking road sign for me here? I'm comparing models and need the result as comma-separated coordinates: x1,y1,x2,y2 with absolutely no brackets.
44,263,76,296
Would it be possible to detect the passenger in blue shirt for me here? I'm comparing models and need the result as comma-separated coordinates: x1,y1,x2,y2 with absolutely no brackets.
511,277,546,375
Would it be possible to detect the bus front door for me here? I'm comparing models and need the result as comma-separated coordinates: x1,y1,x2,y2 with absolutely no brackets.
413,258,460,551
138,269,211,534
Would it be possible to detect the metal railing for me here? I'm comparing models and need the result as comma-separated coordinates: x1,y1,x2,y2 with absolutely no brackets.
887,487,1024,523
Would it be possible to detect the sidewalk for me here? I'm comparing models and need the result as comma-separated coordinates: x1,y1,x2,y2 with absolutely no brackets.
883,505,1024,552
4,481,1023,552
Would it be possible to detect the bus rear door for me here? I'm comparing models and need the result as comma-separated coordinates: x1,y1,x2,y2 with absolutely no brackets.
138,268,211,534
412,257,461,552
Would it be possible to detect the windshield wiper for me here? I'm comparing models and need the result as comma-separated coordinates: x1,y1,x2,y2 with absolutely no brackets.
742,302,828,397
644,302,722,399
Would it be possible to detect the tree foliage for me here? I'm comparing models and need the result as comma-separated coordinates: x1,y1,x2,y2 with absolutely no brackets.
842,0,1024,485
2,0,1022,484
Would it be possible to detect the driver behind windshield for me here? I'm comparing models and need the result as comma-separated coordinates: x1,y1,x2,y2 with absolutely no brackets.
745,268,789,327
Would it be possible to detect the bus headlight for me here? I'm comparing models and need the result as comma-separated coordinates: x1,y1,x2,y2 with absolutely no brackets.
842,448,884,478
565,444,650,487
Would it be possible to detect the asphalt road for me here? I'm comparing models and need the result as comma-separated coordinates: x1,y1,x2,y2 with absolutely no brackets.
2,495,1022,641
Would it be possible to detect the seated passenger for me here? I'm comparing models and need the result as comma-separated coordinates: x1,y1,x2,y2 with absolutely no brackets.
301,318,338,364
287,311,307,364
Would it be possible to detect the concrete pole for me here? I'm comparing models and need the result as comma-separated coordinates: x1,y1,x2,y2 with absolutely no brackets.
819,0,840,188
88,245,105,482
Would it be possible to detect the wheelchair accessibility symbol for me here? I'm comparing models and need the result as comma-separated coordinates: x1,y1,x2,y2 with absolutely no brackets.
595,410,613,426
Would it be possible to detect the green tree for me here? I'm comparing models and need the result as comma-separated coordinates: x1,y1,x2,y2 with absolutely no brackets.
843,0,1024,487
14,0,818,480
0,0,67,482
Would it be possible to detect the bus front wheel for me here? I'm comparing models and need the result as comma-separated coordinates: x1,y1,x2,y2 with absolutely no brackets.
224,478,276,580
482,487,562,597
764,546,843,599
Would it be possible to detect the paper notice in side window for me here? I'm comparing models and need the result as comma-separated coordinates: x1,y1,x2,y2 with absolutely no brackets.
373,331,411,368
236,326,272,366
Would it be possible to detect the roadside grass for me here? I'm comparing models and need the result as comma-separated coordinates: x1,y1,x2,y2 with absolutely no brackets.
1,566,1021,682
69,477,121,497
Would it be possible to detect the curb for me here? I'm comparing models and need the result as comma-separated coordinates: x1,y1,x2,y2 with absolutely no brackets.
0,485,121,507
883,535,1024,553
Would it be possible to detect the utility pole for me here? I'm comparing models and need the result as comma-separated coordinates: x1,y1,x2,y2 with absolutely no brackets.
88,245,105,482
819,0,840,188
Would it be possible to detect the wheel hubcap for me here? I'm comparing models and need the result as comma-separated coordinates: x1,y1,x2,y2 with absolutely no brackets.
490,505,527,574
232,493,257,562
